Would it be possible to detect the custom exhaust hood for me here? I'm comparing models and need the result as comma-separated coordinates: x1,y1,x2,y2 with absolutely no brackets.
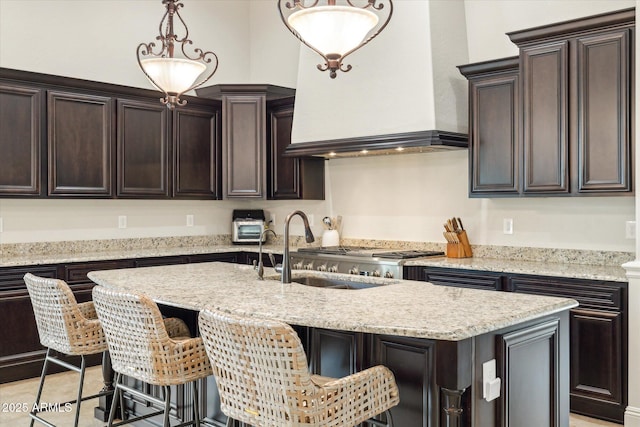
285,0,471,159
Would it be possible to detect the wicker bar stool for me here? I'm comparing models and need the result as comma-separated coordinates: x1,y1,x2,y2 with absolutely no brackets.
198,307,400,427
92,286,212,427
23,273,112,427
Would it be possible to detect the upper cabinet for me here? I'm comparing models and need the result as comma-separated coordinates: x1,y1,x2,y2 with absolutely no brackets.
0,83,43,196
0,68,222,199
196,84,325,200
459,7,634,198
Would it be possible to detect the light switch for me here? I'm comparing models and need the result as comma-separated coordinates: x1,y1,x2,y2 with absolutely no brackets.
482,359,501,402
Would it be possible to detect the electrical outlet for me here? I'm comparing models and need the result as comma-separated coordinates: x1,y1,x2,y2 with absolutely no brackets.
0,217,3,233
186,214,194,227
503,218,513,235
118,215,127,229
270,215,276,226
626,221,636,239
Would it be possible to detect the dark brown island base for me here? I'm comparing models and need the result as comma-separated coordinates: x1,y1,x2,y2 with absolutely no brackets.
88,262,577,427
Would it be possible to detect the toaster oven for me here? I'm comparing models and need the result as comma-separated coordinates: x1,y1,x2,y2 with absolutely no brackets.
232,209,266,244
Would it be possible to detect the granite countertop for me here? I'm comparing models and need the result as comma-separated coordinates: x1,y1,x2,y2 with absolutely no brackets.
0,242,629,283
88,262,578,342
405,257,628,283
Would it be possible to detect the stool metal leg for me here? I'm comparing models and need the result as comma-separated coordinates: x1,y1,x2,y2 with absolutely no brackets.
192,381,201,427
29,348,52,427
72,355,87,427
107,373,122,427
162,385,171,427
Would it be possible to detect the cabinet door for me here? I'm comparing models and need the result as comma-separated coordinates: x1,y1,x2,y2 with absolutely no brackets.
468,70,520,195
575,29,632,193
521,41,570,194
570,308,625,423
372,335,437,427
116,99,170,198
222,94,265,198
267,101,324,200
48,91,113,196
309,328,363,379
0,84,43,196
173,106,220,199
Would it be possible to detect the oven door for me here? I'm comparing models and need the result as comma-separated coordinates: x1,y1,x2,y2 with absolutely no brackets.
233,221,265,243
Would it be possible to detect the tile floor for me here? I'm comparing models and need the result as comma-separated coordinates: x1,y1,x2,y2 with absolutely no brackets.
0,366,623,426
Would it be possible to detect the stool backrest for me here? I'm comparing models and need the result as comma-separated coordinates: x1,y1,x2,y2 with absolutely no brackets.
92,286,175,385
198,308,315,427
24,273,86,354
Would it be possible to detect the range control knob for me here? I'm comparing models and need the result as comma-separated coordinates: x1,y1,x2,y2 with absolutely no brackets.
304,262,314,270
317,263,327,272
348,266,360,275
293,261,303,269
372,270,381,277
384,271,394,279
329,264,339,273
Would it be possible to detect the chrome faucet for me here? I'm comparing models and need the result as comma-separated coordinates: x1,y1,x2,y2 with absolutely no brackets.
282,210,315,284
256,229,277,280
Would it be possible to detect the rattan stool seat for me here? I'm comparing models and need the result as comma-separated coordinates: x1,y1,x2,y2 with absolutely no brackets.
198,307,400,427
93,286,212,427
23,273,111,427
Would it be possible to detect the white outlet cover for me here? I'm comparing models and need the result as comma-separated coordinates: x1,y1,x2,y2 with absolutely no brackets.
503,218,513,235
118,215,127,229
0,217,3,233
186,214,194,227
626,221,636,239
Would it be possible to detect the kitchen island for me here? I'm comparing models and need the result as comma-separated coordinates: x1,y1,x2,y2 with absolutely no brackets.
89,261,577,427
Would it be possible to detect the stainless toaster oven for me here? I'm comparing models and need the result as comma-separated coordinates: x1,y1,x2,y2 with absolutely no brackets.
232,209,266,244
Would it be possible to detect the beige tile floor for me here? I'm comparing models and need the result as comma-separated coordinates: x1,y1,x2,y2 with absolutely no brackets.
0,366,622,426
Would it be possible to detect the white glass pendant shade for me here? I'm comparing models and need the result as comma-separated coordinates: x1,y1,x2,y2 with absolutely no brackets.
288,6,378,56
140,58,206,94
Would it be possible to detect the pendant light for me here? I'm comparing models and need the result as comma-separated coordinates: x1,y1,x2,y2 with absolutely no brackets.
137,0,218,108
278,0,393,78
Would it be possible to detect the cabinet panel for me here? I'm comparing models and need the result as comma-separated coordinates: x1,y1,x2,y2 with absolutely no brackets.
173,106,220,198
223,95,265,198
372,335,437,427
424,267,503,291
62,260,135,284
117,99,170,197
47,91,112,196
0,84,43,195
498,319,561,427
521,41,569,194
570,309,625,422
576,30,632,193
470,71,520,195
309,328,363,379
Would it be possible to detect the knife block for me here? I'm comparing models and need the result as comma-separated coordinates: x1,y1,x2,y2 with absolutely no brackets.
446,230,473,258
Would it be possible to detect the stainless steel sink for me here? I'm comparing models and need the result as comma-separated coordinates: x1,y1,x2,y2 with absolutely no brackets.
290,276,385,290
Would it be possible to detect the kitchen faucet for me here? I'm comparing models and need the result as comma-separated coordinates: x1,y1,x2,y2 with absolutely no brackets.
282,210,315,284
255,229,277,280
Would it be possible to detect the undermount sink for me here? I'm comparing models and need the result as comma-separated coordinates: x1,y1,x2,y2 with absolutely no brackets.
291,276,383,290
265,274,397,289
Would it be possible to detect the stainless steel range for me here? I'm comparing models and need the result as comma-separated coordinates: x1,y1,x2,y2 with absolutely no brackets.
290,246,445,279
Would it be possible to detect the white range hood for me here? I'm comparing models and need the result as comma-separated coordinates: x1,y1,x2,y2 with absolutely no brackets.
286,0,470,158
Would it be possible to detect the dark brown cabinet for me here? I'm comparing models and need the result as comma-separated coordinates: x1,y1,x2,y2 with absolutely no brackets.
267,98,324,200
0,84,43,196
173,106,220,199
0,68,221,200
458,57,521,196
459,8,634,197
48,91,113,197
409,265,628,423
196,84,324,200
116,98,170,198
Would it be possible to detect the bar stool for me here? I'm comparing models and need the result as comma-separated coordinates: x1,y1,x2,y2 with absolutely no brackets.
198,307,400,427
23,273,112,427
92,286,212,427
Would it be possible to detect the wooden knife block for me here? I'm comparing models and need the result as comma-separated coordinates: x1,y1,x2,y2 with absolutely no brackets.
446,230,473,258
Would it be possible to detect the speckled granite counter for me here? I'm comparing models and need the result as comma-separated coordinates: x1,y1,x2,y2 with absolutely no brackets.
404,256,628,282
88,262,577,341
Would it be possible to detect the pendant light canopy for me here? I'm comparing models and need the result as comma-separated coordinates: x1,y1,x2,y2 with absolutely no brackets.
278,0,393,78
137,0,218,108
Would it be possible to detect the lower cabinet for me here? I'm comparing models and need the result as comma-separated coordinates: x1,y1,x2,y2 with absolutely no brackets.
408,266,628,424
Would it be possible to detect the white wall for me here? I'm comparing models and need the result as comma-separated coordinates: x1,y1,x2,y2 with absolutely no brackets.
0,0,635,253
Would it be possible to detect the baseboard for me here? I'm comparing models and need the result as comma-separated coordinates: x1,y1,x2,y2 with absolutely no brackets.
625,406,640,427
